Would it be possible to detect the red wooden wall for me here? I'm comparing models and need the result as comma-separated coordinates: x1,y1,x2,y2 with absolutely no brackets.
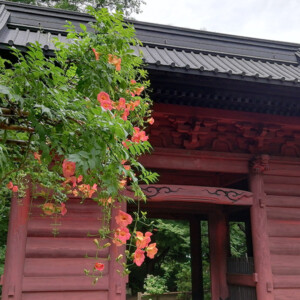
2,135,300,300
1,194,126,300
264,173,300,300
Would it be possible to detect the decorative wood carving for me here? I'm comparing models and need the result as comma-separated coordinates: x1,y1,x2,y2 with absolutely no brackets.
203,189,247,202
149,113,300,157
138,185,253,206
140,186,183,198
250,155,270,174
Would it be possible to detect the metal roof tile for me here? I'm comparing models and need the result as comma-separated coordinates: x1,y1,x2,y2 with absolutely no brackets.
273,63,299,80
245,59,270,78
265,61,288,79
255,60,282,79
155,47,171,65
180,50,197,69
189,52,206,69
173,50,194,68
182,51,200,68
197,53,216,71
222,56,244,74
287,64,300,78
208,54,231,73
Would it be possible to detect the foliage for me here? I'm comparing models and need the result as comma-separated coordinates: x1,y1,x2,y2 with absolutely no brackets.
10,0,145,15
175,263,191,300
229,222,247,257
0,7,158,279
129,219,191,294
129,219,248,298
129,220,214,299
143,274,168,295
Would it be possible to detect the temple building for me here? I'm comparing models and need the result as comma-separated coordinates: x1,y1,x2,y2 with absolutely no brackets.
1,1,300,299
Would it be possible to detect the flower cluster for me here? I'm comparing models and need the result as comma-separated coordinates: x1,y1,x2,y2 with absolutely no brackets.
113,210,133,246
133,231,158,266
62,159,97,198
42,202,67,216
108,54,121,71
92,48,100,61
97,90,143,123
34,152,41,163
96,89,151,144
111,210,158,266
130,79,144,96
131,127,149,143
6,181,18,192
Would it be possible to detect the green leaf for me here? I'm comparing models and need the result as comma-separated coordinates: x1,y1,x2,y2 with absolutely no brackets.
80,23,87,32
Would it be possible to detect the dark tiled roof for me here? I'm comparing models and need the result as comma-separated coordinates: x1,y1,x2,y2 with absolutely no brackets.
132,45,300,83
1,1,300,86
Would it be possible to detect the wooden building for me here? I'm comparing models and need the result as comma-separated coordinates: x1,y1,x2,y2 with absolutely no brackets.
1,1,300,299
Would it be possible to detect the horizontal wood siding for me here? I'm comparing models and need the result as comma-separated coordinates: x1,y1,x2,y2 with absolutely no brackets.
22,291,108,300
265,175,300,300
26,237,109,258
274,289,300,300
22,276,109,292
21,197,113,299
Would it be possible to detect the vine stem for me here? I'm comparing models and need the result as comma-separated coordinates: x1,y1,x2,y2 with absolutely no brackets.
0,132,33,184
128,198,141,255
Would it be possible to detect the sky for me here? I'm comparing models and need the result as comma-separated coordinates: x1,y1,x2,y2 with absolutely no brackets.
132,0,300,44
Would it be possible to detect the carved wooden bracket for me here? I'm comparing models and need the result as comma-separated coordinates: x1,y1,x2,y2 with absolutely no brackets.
249,155,270,174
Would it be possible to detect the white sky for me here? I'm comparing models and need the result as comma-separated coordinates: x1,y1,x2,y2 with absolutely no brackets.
133,0,300,44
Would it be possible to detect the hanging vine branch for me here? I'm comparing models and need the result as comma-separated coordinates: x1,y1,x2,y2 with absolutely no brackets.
0,7,158,278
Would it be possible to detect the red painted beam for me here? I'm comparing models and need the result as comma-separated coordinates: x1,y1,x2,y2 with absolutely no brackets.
140,148,250,173
138,184,253,206
190,219,204,300
227,273,257,287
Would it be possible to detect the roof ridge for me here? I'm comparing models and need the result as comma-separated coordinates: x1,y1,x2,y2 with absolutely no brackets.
132,21,300,50
143,43,299,66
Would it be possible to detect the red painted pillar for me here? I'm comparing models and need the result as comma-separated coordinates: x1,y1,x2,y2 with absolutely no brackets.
108,202,127,300
249,155,274,300
1,186,31,300
209,208,229,300
190,218,204,300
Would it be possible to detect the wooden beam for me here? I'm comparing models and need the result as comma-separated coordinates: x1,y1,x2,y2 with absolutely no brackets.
1,185,31,300
138,184,253,206
153,103,300,128
141,148,300,177
209,208,229,300
227,273,256,287
190,218,204,300
140,148,250,174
